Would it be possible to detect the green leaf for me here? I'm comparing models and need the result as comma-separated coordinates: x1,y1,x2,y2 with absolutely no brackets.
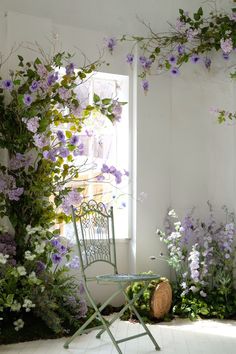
102,98,112,105
199,307,209,315
65,131,72,138
93,93,100,103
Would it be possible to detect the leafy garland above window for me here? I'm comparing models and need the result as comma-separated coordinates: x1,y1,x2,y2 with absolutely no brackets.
105,0,236,123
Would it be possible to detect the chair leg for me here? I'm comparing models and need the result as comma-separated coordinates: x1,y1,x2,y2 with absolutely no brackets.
86,290,123,354
64,310,99,348
122,288,161,351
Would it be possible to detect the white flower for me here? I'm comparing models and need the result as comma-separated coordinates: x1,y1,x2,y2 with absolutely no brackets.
181,282,187,289
13,318,24,331
200,290,207,297
25,250,36,261
23,298,35,312
35,241,46,254
10,300,21,312
0,253,9,264
17,266,27,276
190,285,199,293
168,209,177,218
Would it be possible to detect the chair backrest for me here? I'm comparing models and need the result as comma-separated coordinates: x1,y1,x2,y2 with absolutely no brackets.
71,200,118,278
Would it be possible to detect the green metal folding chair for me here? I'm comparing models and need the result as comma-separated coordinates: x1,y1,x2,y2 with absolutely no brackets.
64,200,161,353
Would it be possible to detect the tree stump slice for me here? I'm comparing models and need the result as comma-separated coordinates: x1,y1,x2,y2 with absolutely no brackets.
151,280,172,319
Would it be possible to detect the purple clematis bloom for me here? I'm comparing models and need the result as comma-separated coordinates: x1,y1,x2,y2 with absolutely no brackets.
204,57,211,69
190,54,200,64
104,37,117,53
73,143,84,156
101,164,110,173
66,63,75,75
126,53,134,64
168,55,177,65
171,67,180,76
3,79,13,91
57,130,66,143
30,80,39,92
52,253,62,264
177,44,185,55
222,52,229,60
23,94,33,106
142,79,149,93
70,135,80,145
58,147,70,158
36,260,46,274
47,72,59,86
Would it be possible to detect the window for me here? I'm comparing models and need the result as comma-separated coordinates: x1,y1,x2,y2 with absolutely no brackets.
62,72,129,240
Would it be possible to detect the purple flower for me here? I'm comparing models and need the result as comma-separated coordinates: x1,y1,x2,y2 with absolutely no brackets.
57,130,66,143
170,67,180,76
24,116,40,133
175,18,186,32
104,37,117,53
2,79,13,91
73,143,84,156
51,239,60,247
52,253,62,264
96,174,105,181
58,87,71,100
187,28,199,41
36,64,48,78
139,56,152,70
66,63,75,75
58,147,69,158
142,79,149,93
114,170,122,184
222,52,229,60
109,166,116,174
101,164,110,173
7,187,24,201
58,244,67,255
124,169,129,177
168,55,177,65
30,80,39,92
70,135,80,145
190,54,200,64
126,53,134,64
220,38,233,54
36,261,45,274
204,57,211,69
33,133,49,148
61,190,83,215
177,44,185,55
112,101,122,122
9,153,34,170
67,255,80,269
47,72,59,86
43,149,57,162
23,94,33,106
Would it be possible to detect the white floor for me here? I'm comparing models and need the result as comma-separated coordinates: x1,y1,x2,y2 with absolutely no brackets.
1,318,236,354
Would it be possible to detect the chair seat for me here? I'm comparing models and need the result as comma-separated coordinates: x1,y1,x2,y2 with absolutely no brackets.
96,273,160,283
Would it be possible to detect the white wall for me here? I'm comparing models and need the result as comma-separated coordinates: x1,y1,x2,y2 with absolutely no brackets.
0,0,236,303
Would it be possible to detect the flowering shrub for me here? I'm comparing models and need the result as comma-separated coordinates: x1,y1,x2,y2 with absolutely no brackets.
157,204,236,319
0,225,87,336
104,1,236,121
0,51,127,340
